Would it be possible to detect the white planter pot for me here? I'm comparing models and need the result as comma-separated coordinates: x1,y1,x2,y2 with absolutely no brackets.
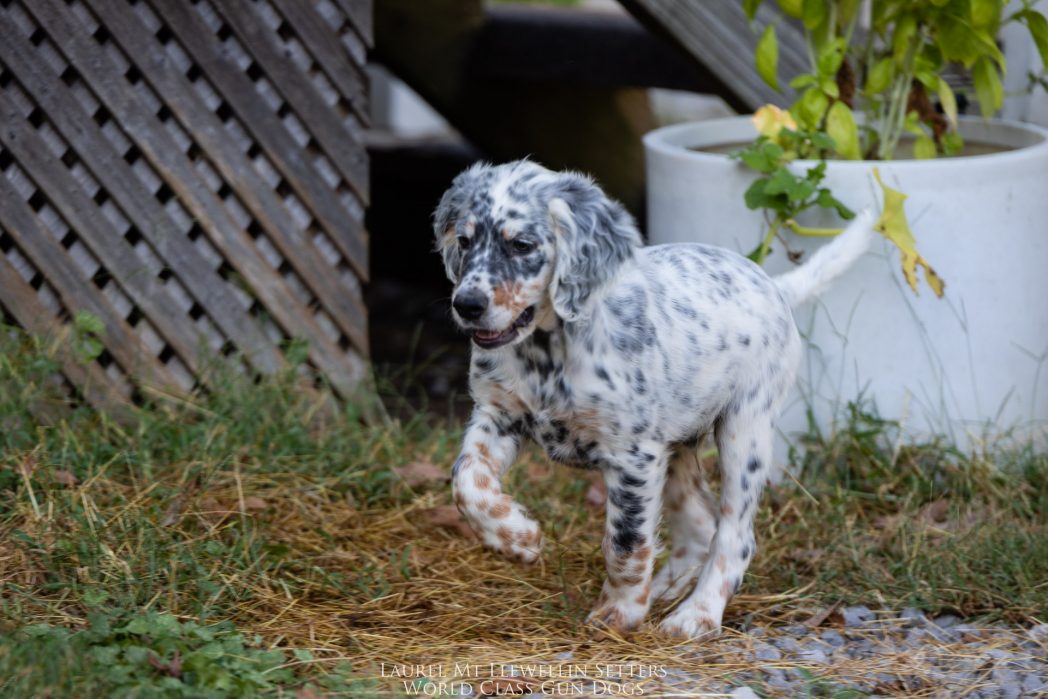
644,117,1048,451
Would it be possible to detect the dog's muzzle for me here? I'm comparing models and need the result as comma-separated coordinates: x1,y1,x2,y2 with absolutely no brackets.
471,306,535,349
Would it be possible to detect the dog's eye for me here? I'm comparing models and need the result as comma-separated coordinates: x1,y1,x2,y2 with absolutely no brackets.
510,239,536,254
457,235,471,250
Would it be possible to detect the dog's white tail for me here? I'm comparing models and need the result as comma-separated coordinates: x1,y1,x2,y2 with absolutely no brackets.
773,209,876,306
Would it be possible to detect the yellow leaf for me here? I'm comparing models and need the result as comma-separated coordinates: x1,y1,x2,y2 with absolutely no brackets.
752,104,796,142
872,169,945,298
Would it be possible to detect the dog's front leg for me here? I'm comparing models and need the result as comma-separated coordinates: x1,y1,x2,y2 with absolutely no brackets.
451,410,543,563
587,446,668,635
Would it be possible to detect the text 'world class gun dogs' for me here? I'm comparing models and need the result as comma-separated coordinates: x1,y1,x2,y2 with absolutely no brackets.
433,159,875,639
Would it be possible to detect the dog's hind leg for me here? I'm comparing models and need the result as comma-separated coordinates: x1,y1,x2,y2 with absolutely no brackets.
651,446,718,602
659,410,773,639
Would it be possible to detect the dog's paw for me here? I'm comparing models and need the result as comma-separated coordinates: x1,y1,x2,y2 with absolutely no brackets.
651,563,699,602
658,608,722,641
586,602,644,639
481,514,544,563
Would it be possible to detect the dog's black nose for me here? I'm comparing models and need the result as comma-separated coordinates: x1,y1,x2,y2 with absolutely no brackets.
452,291,488,320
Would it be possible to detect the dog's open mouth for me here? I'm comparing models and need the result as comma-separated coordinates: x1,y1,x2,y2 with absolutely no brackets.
472,306,535,349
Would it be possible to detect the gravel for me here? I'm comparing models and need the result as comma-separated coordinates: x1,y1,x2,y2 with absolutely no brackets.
635,610,1048,699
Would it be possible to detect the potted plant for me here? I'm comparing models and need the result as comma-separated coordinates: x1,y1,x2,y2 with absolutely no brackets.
643,0,1048,450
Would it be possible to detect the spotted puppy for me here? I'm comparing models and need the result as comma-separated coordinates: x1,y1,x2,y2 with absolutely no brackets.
434,160,874,639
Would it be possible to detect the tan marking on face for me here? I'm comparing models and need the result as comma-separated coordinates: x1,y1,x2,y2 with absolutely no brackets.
716,554,727,574
632,545,653,562
475,443,491,460
721,502,734,517
493,281,523,310
620,574,644,586
473,472,492,490
635,582,651,605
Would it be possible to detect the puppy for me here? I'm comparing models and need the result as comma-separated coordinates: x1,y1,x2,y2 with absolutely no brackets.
433,160,873,638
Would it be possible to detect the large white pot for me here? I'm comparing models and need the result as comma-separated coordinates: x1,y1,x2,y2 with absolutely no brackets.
644,117,1048,451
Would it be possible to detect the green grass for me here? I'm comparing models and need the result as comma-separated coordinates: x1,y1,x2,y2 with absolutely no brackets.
0,324,1045,696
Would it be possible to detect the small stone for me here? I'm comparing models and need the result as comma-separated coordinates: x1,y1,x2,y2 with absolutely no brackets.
933,614,962,629
901,607,926,623
842,605,876,627
798,648,829,665
555,651,573,661
1022,674,1048,693
753,642,781,662
771,637,801,653
729,688,759,699
820,629,846,648
1028,623,1048,642
782,624,809,636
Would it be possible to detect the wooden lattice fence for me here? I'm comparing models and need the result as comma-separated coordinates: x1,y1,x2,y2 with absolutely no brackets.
0,0,371,409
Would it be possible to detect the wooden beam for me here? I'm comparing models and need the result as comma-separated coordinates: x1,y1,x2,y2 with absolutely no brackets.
472,4,735,97
619,0,809,111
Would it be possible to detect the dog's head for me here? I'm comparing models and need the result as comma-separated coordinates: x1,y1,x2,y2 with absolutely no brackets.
433,160,641,350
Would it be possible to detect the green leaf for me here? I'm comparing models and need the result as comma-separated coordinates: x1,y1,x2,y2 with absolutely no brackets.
802,0,827,30
744,0,764,22
793,87,829,129
816,189,855,219
785,176,817,201
810,131,836,151
970,0,1000,29
937,79,959,130
892,14,917,65
972,56,1003,118
755,23,780,91
816,38,846,77
74,311,105,337
942,131,964,155
744,178,782,210
937,16,981,67
820,77,840,98
1019,10,1048,72
776,0,803,19
826,101,861,159
865,57,894,95
914,135,937,159
763,168,798,195
789,73,819,89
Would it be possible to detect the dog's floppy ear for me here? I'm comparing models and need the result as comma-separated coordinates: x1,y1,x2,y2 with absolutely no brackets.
433,164,485,282
547,173,642,321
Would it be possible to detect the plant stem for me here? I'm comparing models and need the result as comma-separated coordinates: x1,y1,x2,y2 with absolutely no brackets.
785,220,845,237
877,31,924,159
756,218,783,263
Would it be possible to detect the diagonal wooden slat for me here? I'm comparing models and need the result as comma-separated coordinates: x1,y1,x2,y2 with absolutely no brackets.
24,0,361,398
0,104,211,377
334,0,373,49
0,18,285,375
208,0,369,201
149,0,369,279
0,252,130,412
0,174,184,394
271,0,369,125
87,0,368,354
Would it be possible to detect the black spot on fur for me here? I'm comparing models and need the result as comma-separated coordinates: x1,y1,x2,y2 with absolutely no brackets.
747,457,762,473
